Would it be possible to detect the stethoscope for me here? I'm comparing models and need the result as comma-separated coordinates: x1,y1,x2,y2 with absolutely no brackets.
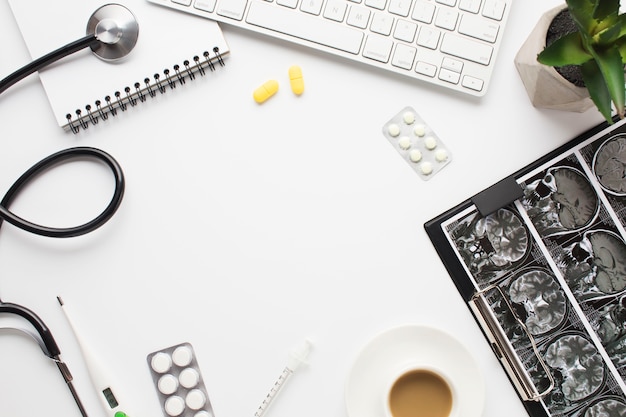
0,4,139,417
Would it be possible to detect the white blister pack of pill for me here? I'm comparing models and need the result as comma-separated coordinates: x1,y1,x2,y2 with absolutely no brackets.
382,106,451,180
147,342,215,417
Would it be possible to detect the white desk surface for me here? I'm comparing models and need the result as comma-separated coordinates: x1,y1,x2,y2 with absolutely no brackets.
0,1,610,417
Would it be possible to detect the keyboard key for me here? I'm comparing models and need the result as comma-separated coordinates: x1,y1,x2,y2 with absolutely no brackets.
277,0,299,8
482,0,505,20
416,61,437,77
441,56,463,72
434,8,459,30
371,12,394,35
417,26,441,49
246,0,364,54
462,75,484,91
440,33,492,65
436,0,456,6
173,0,192,5
347,5,371,28
217,0,248,19
388,0,412,17
301,0,324,14
363,35,393,62
194,0,217,12
412,1,435,23
394,19,417,42
439,68,460,84
365,0,387,9
323,0,348,21
458,14,499,43
458,0,481,13
392,43,416,69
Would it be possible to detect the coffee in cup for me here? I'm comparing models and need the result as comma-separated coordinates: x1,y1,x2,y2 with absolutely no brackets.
385,367,457,417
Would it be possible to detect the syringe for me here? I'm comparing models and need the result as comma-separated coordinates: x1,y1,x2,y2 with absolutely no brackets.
254,339,312,417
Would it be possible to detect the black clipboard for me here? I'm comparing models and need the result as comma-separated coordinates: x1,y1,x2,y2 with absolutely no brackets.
425,117,626,417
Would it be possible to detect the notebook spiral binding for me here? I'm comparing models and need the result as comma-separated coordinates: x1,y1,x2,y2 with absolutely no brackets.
65,46,226,134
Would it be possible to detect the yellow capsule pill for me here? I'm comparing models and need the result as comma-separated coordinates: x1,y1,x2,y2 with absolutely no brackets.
288,65,304,95
253,79,279,103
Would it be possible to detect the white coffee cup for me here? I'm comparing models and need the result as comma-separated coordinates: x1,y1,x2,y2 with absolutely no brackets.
383,365,459,417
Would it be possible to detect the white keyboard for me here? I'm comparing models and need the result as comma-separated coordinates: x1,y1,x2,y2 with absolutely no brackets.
147,0,511,96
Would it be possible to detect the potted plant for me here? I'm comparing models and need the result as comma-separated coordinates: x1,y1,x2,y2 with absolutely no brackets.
515,0,626,124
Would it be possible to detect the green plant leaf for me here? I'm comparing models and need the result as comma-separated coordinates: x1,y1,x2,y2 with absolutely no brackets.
593,0,619,23
595,23,622,45
590,45,625,117
617,14,626,37
567,0,599,32
581,59,614,122
538,32,592,66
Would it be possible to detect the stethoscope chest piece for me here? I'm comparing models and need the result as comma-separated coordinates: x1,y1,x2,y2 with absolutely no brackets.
87,3,139,61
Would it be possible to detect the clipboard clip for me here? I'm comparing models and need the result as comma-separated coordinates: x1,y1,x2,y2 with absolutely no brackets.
469,285,555,402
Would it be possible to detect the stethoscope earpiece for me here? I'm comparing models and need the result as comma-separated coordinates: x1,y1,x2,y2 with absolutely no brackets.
87,3,139,61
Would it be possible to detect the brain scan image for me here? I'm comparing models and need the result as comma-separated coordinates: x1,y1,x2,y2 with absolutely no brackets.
597,296,626,346
509,269,566,335
594,295,626,371
584,398,626,417
523,166,599,237
593,135,626,195
561,230,626,299
545,334,604,402
454,208,529,279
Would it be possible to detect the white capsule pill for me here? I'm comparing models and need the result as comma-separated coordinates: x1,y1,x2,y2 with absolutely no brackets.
179,367,200,388
414,124,426,137
424,136,437,150
186,389,207,410
402,111,415,124
158,374,179,395
195,411,212,417
151,352,172,373
165,396,186,417
435,149,448,162
387,123,401,137
420,162,433,175
409,149,422,163
398,136,411,150
172,345,193,367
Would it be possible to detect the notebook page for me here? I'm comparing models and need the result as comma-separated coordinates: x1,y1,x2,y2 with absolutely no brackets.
7,0,229,129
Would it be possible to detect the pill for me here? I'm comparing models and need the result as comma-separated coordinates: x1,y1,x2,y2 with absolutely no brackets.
420,162,433,175
151,352,172,373
173,345,193,367
409,149,422,162
288,65,304,95
435,149,448,162
186,389,207,410
414,124,426,137
403,111,415,124
165,396,186,417
387,123,401,137
398,136,411,150
253,80,279,103
179,367,200,388
158,374,179,395
194,412,212,417
424,136,437,150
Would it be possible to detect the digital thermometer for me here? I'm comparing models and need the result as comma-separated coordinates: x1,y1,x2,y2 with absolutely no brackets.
57,296,131,417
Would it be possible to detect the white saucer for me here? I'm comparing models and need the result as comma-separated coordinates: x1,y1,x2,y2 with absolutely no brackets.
345,324,485,417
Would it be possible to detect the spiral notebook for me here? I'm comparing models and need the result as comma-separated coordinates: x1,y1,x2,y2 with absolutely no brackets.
7,0,230,133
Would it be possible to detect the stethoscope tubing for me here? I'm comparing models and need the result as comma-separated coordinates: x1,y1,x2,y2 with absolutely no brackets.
0,34,98,96
0,147,125,238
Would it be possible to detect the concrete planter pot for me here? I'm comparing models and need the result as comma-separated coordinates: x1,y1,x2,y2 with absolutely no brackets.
514,5,594,112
